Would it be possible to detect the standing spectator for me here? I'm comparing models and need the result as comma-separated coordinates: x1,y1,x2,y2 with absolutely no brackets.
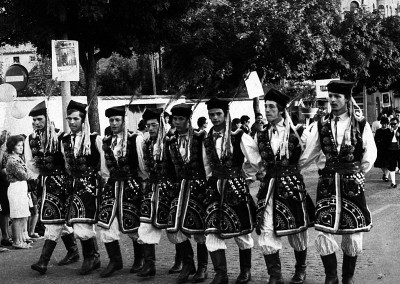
387,117,400,188
240,115,251,134
250,113,264,136
374,117,391,182
231,118,241,132
197,116,208,133
137,119,150,140
371,114,382,137
0,131,12,248
6,135,32,249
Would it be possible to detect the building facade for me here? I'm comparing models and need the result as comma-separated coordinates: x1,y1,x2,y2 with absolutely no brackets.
0,44,38,78
342,0,400,16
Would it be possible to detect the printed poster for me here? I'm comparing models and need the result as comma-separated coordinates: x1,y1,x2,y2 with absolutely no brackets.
51,40,79,81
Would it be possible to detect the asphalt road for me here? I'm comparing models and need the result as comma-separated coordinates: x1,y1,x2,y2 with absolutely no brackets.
0,165,399,283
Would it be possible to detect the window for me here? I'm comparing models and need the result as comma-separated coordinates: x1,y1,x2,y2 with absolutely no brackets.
13,56,20,63
350,1,360,13
29,55,36,62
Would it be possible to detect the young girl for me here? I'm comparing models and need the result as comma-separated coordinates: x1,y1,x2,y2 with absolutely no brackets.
5,135,32,249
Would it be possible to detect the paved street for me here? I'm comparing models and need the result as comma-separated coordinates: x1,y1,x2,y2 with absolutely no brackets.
1,165,400,283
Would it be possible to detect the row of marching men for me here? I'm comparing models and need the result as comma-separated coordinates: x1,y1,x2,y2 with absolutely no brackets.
28,79,377,284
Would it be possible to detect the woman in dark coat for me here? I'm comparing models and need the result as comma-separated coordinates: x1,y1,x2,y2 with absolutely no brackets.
374,117,391,182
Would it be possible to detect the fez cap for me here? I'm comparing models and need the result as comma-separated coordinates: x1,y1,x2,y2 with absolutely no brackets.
29,101,46,117
67,100,87,114
327,80,354,97
171,103,193,119
105,105,125,118
264,88,290,108
142,108,163,122
206,97,230,111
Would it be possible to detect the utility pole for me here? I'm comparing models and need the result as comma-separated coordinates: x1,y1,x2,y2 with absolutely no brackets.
59,3,71,132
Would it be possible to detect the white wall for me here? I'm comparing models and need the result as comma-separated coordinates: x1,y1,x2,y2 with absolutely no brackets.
0,96,266,136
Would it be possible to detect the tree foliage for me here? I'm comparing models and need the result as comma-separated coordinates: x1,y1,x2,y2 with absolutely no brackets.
0,0,203,131
163,0,342,97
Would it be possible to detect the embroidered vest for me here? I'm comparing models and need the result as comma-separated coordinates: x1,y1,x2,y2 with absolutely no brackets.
143,139,175,181
62,133,101,176
257,127,301,175
28,133,65,175
168,131,206,180
102,134,139,179
317,115,365,166
203,129,244,177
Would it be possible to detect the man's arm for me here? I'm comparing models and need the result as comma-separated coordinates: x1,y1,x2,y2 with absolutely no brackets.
240,133,262,180
298,123,323,170
136,134,149,180
202,143,212,179
95,135,109,181
361,122,377,173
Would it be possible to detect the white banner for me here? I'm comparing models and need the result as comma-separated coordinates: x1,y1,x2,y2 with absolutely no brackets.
245,71,264,99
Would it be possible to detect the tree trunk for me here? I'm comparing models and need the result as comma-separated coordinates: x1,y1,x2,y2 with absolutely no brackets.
86,47,100,133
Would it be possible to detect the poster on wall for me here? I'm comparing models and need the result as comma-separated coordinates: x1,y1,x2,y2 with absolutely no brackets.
51,40,79,81
381,92,391,108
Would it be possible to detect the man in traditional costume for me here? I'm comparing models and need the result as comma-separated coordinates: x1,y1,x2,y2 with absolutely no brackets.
97,105,146,277
136,108,176,277
299,80,377,284
203,98,261,284
30,101,80,274
61,100,107,275
166,103,208,283
255,89,314,284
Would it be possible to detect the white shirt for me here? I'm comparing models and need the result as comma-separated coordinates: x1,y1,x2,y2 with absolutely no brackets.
298,113,377,173
202,130,262,179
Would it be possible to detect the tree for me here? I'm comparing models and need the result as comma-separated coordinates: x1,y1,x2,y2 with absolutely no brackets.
96,53,162,97
20,57,85,97
0,0,202,132
163,0,342,98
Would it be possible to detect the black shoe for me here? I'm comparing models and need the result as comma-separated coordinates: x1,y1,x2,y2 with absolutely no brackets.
1,239,13,246
176,240,196,283
236,249,251,284
137,244,156,277
31,240,57,274
130,241,144,273
192,243,208,283
58,233,80,266
290,249,307,284
169,244,183,274
209,249,228,284
382,174,389,182
79,238,101,275
264,252,284,284
391,183,397,188
321,253,339,284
